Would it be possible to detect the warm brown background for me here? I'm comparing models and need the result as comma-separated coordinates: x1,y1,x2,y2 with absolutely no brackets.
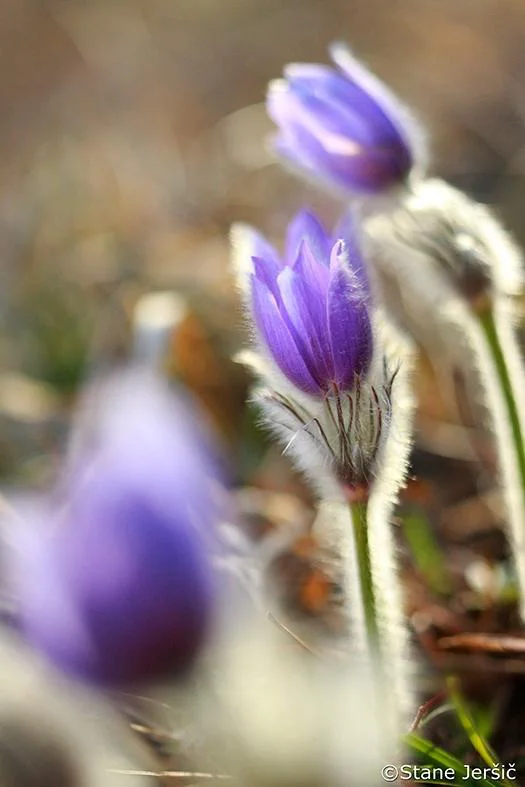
2,0,525,482
2,3,525,768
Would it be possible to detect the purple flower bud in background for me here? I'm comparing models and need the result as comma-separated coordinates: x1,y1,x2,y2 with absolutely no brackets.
249,209,373,396
13,372,218,687
267,43,421,195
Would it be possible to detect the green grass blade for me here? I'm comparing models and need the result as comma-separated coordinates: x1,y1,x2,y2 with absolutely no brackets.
404,733,500,787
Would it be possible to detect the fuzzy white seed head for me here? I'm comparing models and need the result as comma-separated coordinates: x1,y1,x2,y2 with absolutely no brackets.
365,178,524,322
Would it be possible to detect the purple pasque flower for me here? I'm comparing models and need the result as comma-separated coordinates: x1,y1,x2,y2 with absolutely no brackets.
14,372,218,687
267,42,419,195
250,209,373,397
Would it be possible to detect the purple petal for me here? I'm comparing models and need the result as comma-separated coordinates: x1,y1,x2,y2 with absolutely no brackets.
251,274,321,395
330,43,412,143
247,227,281,269
286,210,331,266
267,59,413,193
272,127,329,179
66,374,220,528
268,84,340,174
18,496,211,686
285,66,396,147
292,239,330,295
272,110,408,194
277,266,333,387
327,241,373,390
252,255,281,298
330,44,388,96
269,82,362,157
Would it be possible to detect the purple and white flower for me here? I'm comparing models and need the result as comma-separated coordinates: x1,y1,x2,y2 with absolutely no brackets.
267,43,423,196
230,210,399,494
245,209,373,397
13,372,218,687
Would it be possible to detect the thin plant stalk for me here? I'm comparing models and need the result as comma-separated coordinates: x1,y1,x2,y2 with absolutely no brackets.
315,499,370,660
320,497,388,740
480,298,525,620
349,499,379,644
454,297,525,619
478,306,525,491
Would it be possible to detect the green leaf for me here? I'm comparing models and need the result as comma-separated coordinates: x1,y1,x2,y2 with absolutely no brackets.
446,676,513,787
404,733,501,787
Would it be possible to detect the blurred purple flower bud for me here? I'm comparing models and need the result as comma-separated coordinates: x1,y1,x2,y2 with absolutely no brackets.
250,210,373,396
14,372,218,687
267,43,422,195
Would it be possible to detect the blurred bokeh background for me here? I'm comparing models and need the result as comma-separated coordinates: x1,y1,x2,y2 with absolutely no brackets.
3,0,525,614
2,1,525,779
3,0,525,476
2,0,525,580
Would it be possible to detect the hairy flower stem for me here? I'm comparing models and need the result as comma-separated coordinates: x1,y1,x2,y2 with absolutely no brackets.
350,499,379,645
366,351,416,732
478,307,525,489
473,302,525,618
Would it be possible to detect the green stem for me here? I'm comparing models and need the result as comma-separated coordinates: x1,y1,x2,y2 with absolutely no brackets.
350,499,379,645
478,307,525,488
